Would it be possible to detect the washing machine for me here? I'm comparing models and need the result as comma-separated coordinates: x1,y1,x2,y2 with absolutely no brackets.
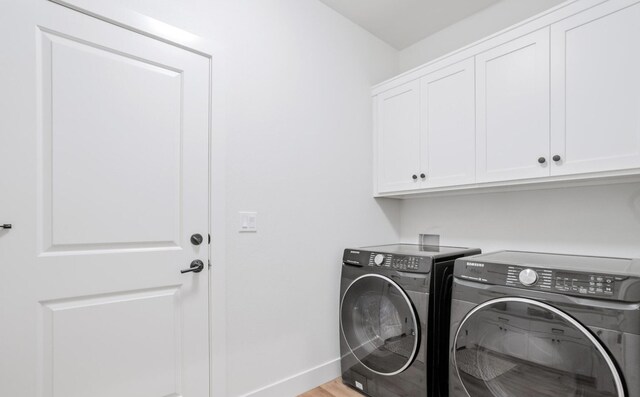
340,244,481,397
449,251,640,397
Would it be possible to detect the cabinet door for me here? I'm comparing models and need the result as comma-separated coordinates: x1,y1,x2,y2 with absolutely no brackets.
375,80,421,193
550,0,640,176
476,29,551,183
420,58,476,188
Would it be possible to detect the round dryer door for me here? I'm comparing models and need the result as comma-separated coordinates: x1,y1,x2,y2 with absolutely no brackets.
453,297,625,397
340,274,419,376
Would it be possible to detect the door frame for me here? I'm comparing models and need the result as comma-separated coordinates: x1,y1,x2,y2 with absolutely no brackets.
43,1,227,395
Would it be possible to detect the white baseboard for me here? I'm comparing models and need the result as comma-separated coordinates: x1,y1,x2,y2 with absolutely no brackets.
240,358,341,397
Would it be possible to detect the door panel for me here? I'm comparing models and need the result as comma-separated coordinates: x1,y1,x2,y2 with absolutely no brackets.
1,2,209,396
476,29,551,183
41,288,181,397
421,58,476,188
42,30,182,251
376,81,421,193
550,0,640,176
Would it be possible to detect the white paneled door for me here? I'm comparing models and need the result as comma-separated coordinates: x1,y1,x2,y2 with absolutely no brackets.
0,2,210,397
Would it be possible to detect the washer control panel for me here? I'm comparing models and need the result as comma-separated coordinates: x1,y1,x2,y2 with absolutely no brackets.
367,252,428,272
457,261,626,298
342,249,438,274
554,272,619,296
454,253,640,302
506,266,552,289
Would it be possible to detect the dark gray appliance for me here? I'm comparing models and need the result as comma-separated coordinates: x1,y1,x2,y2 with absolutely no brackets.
340,244,481,397
450,251,640,397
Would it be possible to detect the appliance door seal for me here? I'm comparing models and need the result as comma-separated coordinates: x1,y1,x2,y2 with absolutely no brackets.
340,274,420,376
452,297,625,397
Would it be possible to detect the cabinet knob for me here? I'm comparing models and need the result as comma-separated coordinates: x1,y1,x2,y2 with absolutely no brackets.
412,174,418,180
538,157,546,164
552,155,562,162
420,173,426,179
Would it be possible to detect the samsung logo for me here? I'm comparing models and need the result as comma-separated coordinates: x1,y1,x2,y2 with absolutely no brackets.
467,262,485,268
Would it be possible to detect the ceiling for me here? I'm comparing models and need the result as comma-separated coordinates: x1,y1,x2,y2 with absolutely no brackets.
318,0,500,50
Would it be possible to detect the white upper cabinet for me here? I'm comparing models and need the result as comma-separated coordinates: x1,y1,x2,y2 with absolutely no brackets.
375,80,421,193
475,28,551,183
374,59,476,194
550,0,640,176
420,58,476,188
372,0,640,197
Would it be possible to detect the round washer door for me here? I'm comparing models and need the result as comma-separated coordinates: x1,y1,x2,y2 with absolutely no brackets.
340,274,419,376
453,297,625,397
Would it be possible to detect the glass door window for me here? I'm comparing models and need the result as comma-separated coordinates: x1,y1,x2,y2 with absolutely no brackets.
340,274,419,376
453,297,624,397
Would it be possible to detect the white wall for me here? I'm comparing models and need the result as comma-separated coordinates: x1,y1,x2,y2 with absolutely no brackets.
400,182,640,258
98,1,401,396
218,2,400,396
398,0,566,72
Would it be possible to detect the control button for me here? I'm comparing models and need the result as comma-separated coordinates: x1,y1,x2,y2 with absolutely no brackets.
596,288,603,293
519,269,538,286
596,277,604,282
374,254,385,266
606,279,613,284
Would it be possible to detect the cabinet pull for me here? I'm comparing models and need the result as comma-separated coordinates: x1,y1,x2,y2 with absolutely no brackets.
538,157,546,164
420,173,426,179
412,174,418,180
552,155,561,162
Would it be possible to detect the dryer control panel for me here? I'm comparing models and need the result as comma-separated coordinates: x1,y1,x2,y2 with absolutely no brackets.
454,251,640,302
455,258,637,301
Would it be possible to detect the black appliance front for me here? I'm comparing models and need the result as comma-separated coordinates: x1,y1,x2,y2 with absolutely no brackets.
340,264,429,397
451,296,624,397
340,244,480,397
449,251,640,397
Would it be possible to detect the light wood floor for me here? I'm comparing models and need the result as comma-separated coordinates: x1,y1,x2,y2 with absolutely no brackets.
298,378,364,397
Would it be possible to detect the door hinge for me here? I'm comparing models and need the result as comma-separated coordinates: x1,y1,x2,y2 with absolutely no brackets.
208,234,211,244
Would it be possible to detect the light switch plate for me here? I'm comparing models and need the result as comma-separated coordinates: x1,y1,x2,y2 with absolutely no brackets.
239,211,257,232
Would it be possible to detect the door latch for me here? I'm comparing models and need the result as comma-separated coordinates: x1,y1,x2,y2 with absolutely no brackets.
181,259,205,274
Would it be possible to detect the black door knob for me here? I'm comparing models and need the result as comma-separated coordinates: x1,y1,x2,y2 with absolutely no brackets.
181,259,205,274
190,233,204,246
538,157,546,164
552,155,561,162
412,174,418,180
420,173,426,179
